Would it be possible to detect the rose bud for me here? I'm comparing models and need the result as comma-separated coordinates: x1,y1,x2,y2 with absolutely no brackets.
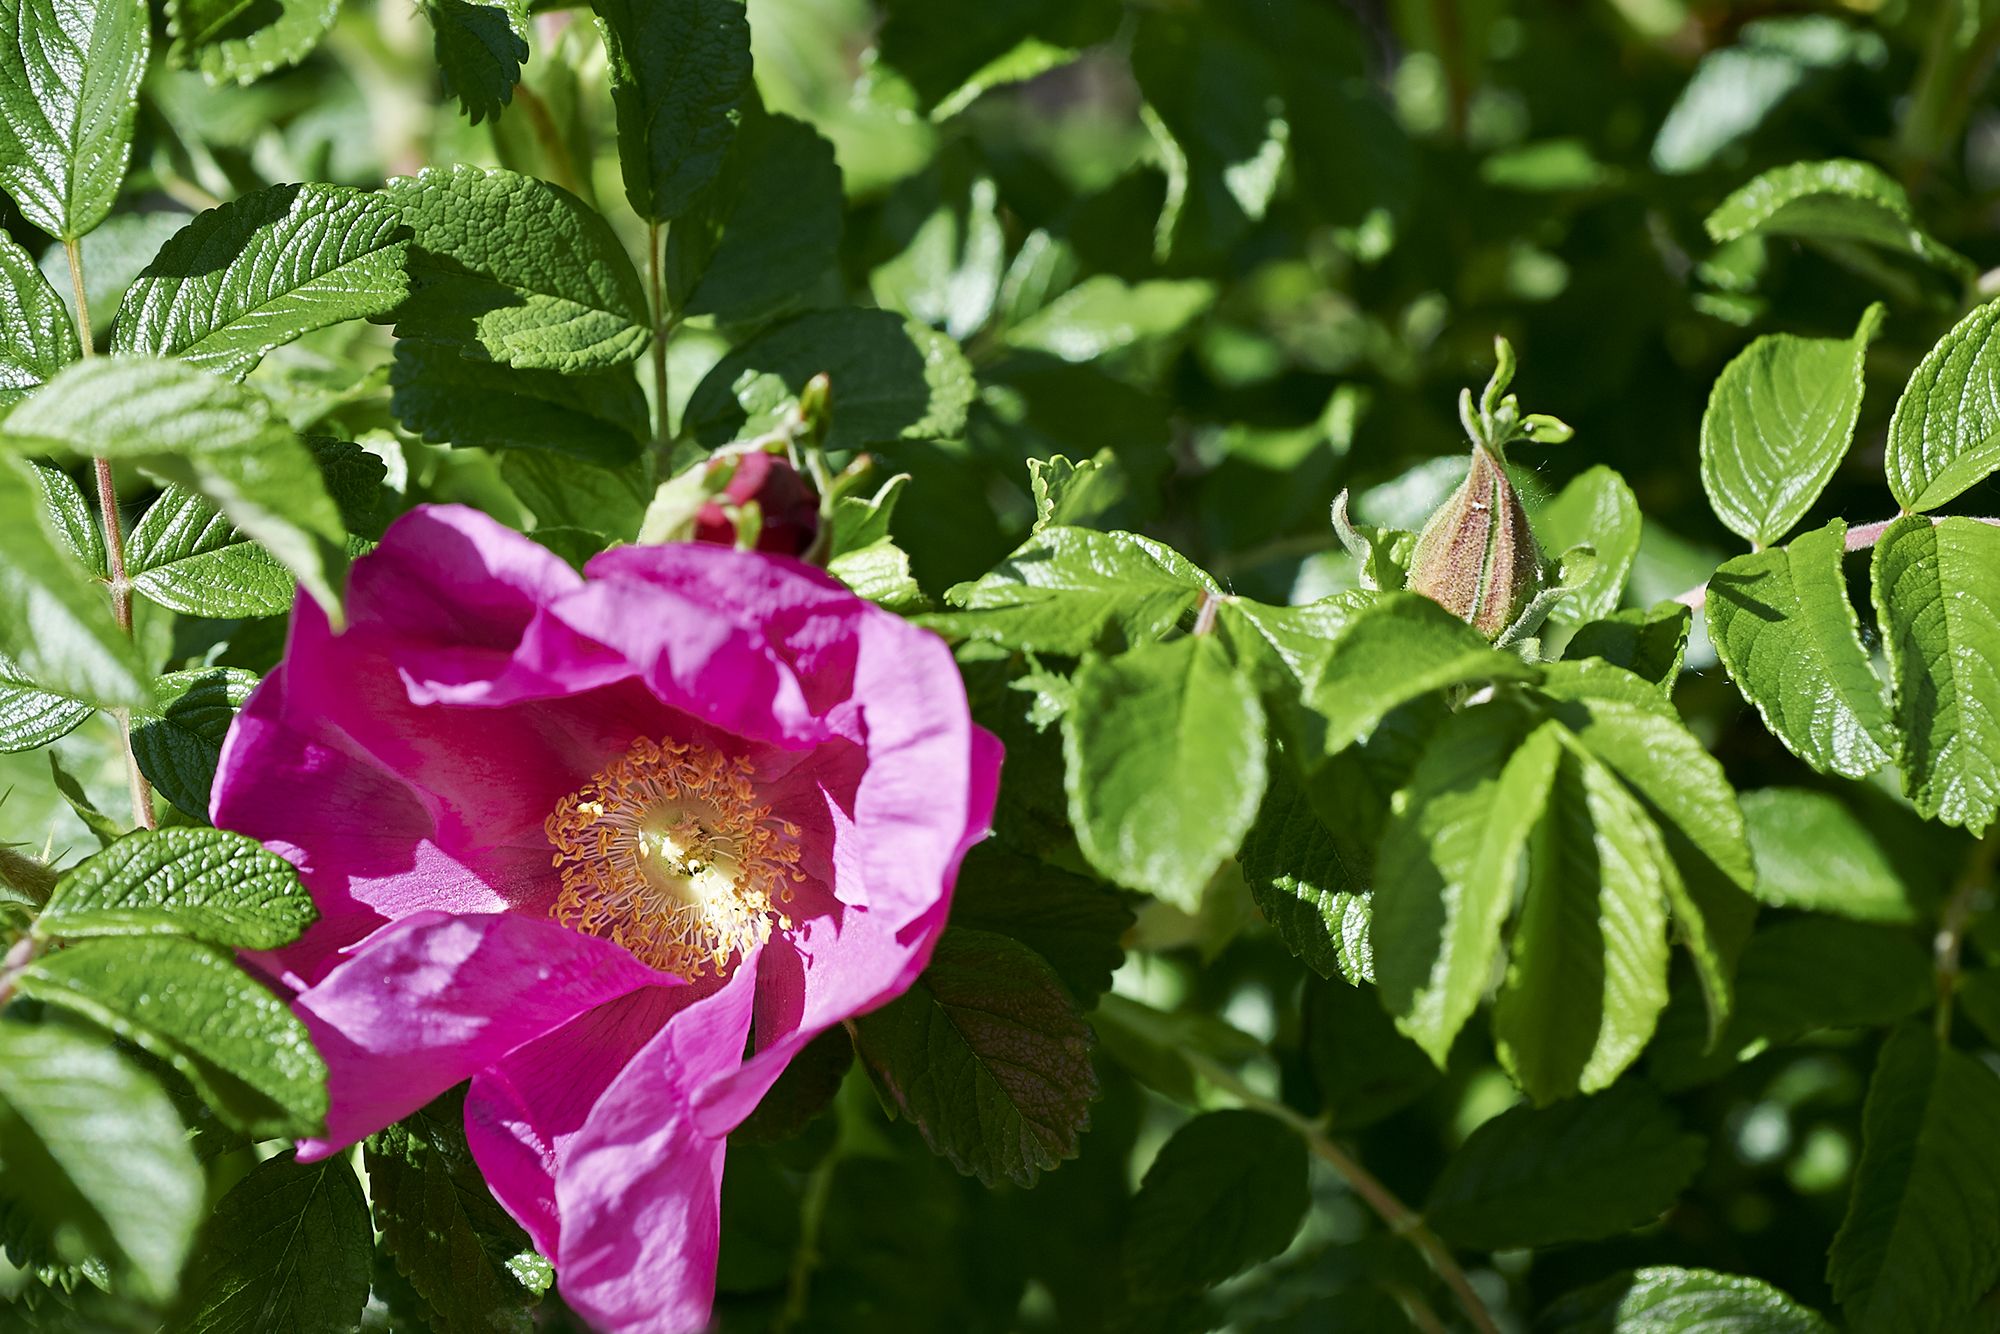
693,449,821,556
1405,443,1544,639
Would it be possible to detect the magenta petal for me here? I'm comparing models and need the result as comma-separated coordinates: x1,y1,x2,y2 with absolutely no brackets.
551,948,762,1334
294,912,677,1154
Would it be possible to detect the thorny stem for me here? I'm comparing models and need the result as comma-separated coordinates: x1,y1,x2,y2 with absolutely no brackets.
0,931,39,1008
1183,1051,1501,1334
62,238,154,831
1672,514,2000,610
647,221,672,450
1936,827,2000,1041
1191,589,1220,636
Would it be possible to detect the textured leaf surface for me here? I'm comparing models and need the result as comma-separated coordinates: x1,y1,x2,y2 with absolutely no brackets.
1705,158,1970,277
1708,520,1894,779
936,526,1214,656
851,928,1096,1188
1871,516,2000,832
0,650,93,750
1238,759,1374,985
15,935,328,1137
1829,1025,2000,1334
3,358,350,616
947,845,1132,1006
1375,705,1558,1067
1063,635,1265,908
389,166,650,373
366,1088,547,1333
595,0,752,222
0,0,147,239
178,1153,372,1334
130,667,259,819
1536,465,1640,625
424,0,530,123
0,1019,202,1304
109,183,410,379
166,0,340,84
1122,1110,1308,1296
685,308,975,453
1739,788,1917,922
1564,604,1690,687
390,339,647,464
125,483,297,618
0,227,79,403
1700,305,1882,547
36,825,316,948
1885,299,2000,511
1544,1267,1834,1333
1494,742,1673,1102
1425,1083,1704,1249
0,454,149,710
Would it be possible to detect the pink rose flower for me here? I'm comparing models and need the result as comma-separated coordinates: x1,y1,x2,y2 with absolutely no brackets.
212,505,1000,1332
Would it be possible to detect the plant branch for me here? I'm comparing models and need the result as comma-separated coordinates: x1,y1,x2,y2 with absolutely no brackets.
647,220,672,451
774,1147,837,1333
1937,826,2000,1040
1184,1051,1500,1334
1673,514,2000,610
62,238,154,831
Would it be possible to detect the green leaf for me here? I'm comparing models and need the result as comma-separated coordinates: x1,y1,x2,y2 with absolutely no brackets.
365,1088,547,1334
13,935,327,1137
936,526,1215,656
850,927,1096,1188
165,0,341,85
0,1018,203,1304
1238,757,1374,985
685,309,975,454
0,454,149,711
1063,635,1266,908
1303,976,1438,1128
1705,158,1971,278
389,166,651,373
1739,788,1918,923
1028,452,1123,533
1375,705,1560,1067
827,540,923,612
424,0,531,124
1871,515,2000,833
667,109,843,327
390,339,648,465
1885,298,2000,512
0,228,79,405
1699,304,1883,548
130,667,259,820
947,845,1131,1006
108,183,410,380
1564,604,1691,687
29,456,103,572
0,650,94,751
1493,741,1673,1102
930,38,1081,121
870,165,1008,341
1424,1083,1705,1249
177,1153,372,1334
36,825,316,949
500,450,650,538
125,485,298,619
594,0,753,222
1001,276,1215,367
1536,465,1640,625
1299,593,1540,761
2,358,350,620
1122,1110,1308,1296
1544,1267,1835,1333
0,0,147,240
1829,1025,2000,1334
1708,519,1895,780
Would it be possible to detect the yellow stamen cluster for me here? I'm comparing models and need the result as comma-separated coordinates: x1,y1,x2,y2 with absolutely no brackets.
544,737,802,979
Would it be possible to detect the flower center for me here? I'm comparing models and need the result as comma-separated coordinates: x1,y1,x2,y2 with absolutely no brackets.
544,737,801,979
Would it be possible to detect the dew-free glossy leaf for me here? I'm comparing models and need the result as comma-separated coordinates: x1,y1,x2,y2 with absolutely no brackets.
109,183,410,380
1739,787,1917,922
390,339,648,465
1002,275,1215,365
1885,299,2000,512
1545,1267,1835,1333
166,0,341,85
1536,465,1640,625
1238,758,1374,985
424,0,530,123
594,0,752,222
130,667,258,820
1708,519,1894,779
0,1018,202,1304
0,227,79,404
15,935,328,1137
1706,158,1970,277
37,825,316,948
178,1153,372,1334
1122,1110,1308,1296
1063,635,1266,908
1871,516,2000,832
0,650,93,750
1564,603,1691,687
0,0,148,240
1700,305,1883,547
125,484,299,618
936,525,1214,656
389,166,651,373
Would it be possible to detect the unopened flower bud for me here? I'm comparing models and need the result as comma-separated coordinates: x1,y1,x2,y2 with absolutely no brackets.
694,450,821,556
1405,444,1543,639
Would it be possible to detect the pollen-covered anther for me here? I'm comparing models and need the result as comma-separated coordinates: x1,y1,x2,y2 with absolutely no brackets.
544,737,804,979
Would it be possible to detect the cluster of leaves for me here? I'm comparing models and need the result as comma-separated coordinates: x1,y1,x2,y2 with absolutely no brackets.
1,0,2000,1332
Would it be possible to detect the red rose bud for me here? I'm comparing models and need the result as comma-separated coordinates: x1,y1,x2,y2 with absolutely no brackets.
694,450,821,556
1405,444,1544,639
